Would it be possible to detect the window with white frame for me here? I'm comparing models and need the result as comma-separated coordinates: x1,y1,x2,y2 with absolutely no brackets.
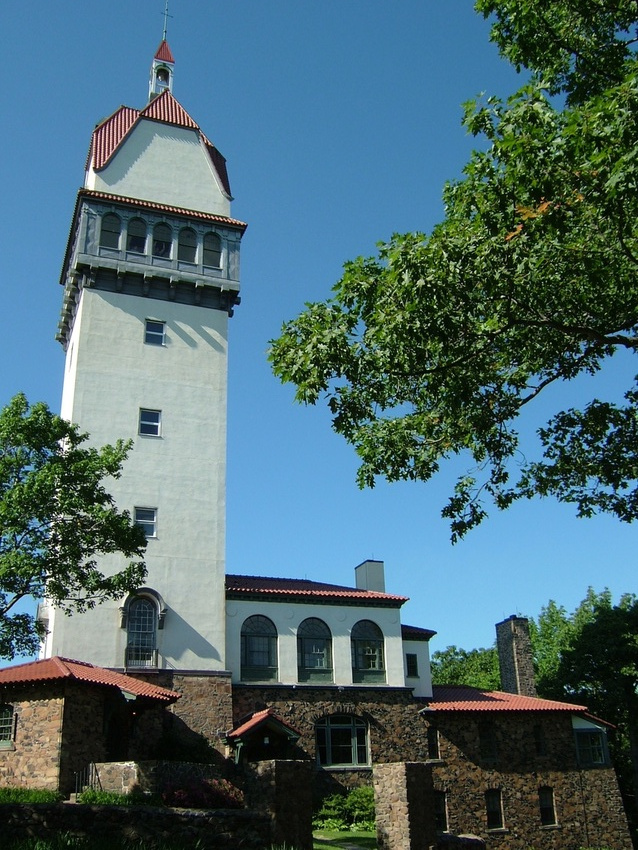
351,619,385,683
144,319,166,346
297,617,332,682
0,704,15,748
134,507,157,538
241,615,278,681
139,409,161,437
315,715,369,767
575,728,608,765
126,597,157,668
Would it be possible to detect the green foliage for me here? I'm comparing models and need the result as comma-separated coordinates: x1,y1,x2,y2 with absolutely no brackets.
76,789,161,807
430,645,500,689
0,394,147,658
0,787,63,803
314,786,375,832
269,3,638,541
4,837,206,850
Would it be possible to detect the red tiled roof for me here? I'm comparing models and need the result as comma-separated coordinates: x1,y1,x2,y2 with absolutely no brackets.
426,685,587,713
86,92,232,197
402,624,437,641
225,574,408,605
154,40,175,63
78,188,247,230
227,707,301,740
0,657,180,703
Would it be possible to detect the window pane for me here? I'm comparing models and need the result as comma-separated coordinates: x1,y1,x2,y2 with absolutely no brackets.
203,232,221,267
0,706,13,741
139,409,161,436
486,789,503,829
152,223,172,258
178,228,197,262
100,214,121,249
434,791,448,832
145,320,165,346
127,598,156,668
127,218,147,253
134,507,157,538
539,786,556,825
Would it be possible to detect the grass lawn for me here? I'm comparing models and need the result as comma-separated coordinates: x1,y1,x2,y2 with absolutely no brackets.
314,830,377,849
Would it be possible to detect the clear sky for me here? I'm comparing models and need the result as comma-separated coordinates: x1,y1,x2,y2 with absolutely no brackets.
2,0,635,660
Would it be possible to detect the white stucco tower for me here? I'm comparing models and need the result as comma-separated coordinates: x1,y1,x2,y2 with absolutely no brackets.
44,40,246,672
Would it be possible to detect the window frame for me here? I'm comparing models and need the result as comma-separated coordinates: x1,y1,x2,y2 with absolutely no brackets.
575,728,608,766
144,319,166,346
0,704,15,749
241,615,278,682
100,213,121,250
406,652,419,678
139,408,162,437
178,227,197,263
152,222,172,259
126,596,158,668
315,714,370,768
134,507,157,539
485,788,504,830
434,790,448,832
351,619,385,684
203,231,222,268
539,786,557,826
297,617,333,683
427,725,440,760
126,217,147,254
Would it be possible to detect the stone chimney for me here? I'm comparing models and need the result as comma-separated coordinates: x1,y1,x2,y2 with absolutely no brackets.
355,559,385,593
495,615,537,697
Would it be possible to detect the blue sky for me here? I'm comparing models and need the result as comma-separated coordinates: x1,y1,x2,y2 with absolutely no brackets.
2,0,636,659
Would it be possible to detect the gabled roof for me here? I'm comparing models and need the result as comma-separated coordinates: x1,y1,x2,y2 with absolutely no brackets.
425,685,587,713
225,574,408,606
227,707,301,741
154,40,175,63
0,657,180,704
402,624,437,641
86,91,231,197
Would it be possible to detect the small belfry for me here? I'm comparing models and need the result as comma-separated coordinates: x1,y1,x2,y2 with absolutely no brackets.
44,33,246,672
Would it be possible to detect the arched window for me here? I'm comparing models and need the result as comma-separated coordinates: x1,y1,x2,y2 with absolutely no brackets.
0,704,15,749
241,615,278,681
178,228,197,263
100,213,121,249
315,715,369,766
297,618,332,682
351,619,385,683
152,223,172,258
126,597,157,667
203,232,222,268
127,218,147,254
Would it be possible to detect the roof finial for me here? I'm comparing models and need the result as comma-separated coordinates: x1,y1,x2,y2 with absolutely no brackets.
162,0,172,41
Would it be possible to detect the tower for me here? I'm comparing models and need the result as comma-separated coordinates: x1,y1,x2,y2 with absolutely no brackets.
44,40,246,672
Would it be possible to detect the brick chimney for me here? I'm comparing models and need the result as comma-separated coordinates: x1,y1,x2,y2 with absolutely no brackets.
495,615,537,697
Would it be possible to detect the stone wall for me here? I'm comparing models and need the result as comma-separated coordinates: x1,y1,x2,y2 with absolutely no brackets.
374,762,437,850
495,616,537,697
92,759,226,794
243,759,314,850
425,711,632,849
59,684,110,795
0,683,64,791
1,802,269,849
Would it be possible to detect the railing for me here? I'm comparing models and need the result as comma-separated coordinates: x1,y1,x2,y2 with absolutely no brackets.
74,762,102,795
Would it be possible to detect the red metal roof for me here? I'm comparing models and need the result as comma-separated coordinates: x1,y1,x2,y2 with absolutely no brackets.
227,707,301,740
427,685,587,713
0,657,180,703
78,189,247,230
141,90,198,129
225,574,408,605
154,40,175,63
90,106,139,171
402,624,437,641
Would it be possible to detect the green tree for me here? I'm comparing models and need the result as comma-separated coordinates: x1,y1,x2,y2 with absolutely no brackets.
0,394,147,659
270,1,638,540
430,644,500,690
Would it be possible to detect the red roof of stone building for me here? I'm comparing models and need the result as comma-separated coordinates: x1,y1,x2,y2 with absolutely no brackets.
225,574,408,606
227,707,301,740
86,91,232,197
0,657,180,703
154,40,175,63
426,685,587,713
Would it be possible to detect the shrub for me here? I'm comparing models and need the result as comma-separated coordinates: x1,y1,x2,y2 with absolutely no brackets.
0,787,64,804
76,789,162,807
313,786,375,832
344,785,375,829
161,777,244,809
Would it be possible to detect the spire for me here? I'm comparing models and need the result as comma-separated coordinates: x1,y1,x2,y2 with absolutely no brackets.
149,2,175,100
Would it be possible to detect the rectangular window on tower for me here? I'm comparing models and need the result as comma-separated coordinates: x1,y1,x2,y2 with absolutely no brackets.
134,507,157,539
144,319,166,346
139,409,161,437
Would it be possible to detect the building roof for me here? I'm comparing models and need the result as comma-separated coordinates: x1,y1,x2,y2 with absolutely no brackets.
227,707,301,740
0,657,180,704
426,685,587,713
154,39,175,63
402,623,437,641
86,91,232,197
225,574,408,606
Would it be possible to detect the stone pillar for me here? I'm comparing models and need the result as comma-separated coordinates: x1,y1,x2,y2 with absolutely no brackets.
495,615,537,697
243,760,313,850
373,762,436,850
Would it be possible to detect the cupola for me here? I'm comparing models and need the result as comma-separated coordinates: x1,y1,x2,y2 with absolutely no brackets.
149,39,175,100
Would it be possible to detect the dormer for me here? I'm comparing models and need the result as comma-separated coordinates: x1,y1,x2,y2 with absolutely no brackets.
149,39,175,100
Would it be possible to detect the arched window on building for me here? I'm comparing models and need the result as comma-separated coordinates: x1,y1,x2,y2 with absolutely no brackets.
100,213,121,250
127,218,147,254
178,227,197,263
152,223,172,258
315,715,369,767
297,617,332,682
351,619,385,683
203,232,222,268
122,589,166,668
0,704,15,749
241,615,278,681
